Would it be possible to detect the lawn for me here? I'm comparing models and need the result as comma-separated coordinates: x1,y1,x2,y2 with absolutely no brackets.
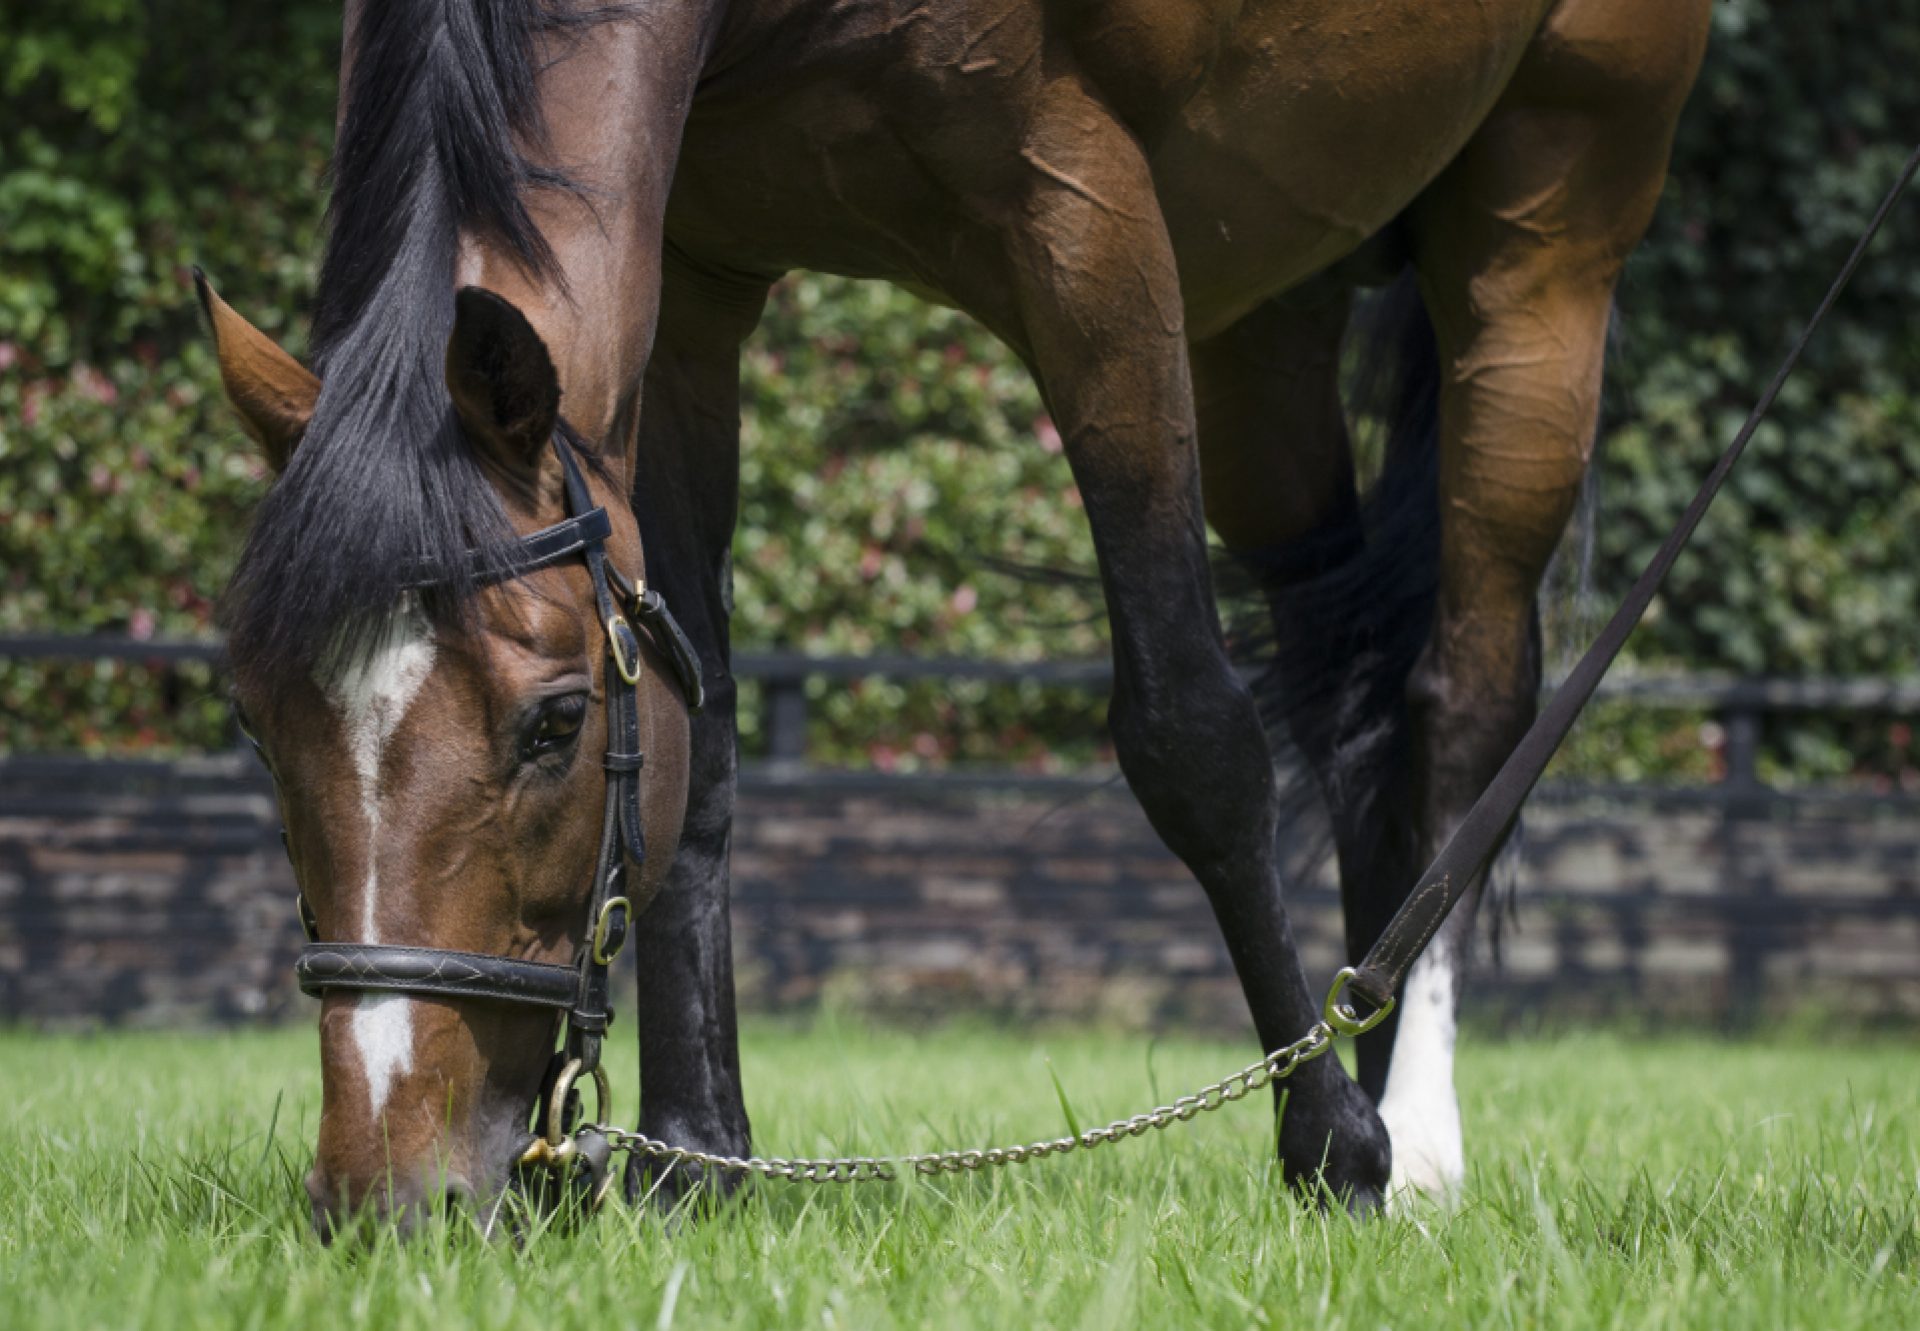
1,1021,1914,1329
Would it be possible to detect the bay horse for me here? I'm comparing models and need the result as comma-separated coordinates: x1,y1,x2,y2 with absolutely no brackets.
205,0,1711,1227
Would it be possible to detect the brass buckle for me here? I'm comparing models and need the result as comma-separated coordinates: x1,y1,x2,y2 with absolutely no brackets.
591,896,630,967
1322,967,1396,1038
607,615,642,686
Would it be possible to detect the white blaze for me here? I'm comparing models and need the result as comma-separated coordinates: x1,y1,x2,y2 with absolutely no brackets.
321,609,436,1122
350,994,419,1121
1377,945,1464,1204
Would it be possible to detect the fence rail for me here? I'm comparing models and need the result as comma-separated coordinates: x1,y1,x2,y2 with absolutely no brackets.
6,633,1920,792
7,634,1920,1027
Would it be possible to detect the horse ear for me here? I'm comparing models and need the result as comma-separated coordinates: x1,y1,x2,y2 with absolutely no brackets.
445,287,560,481
194,268,320,473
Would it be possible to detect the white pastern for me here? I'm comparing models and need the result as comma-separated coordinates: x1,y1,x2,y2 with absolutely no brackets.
320,608,436,1120
1377,946,1464,1205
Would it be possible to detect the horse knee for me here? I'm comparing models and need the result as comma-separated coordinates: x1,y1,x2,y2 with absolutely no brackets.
1108,664,1280,856
678,679,738,842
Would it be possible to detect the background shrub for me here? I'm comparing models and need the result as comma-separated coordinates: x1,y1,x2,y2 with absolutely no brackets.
3,1,1915,782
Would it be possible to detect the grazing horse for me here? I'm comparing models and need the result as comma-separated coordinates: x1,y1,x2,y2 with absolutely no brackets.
208,0,1710,1224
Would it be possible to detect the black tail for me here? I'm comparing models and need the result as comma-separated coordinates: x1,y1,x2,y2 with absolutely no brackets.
1216,269,1441,889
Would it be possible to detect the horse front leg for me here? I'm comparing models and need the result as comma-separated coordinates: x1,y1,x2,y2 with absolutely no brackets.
967,72,1390,1208
1191,289,1434,1109
623,262,773,1207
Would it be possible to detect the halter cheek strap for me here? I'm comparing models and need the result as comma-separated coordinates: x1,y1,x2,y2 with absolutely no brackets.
287,433,701,1135
551,435,640,1076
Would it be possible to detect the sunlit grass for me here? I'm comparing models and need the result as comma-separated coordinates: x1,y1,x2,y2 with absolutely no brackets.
1,1020,1915,1329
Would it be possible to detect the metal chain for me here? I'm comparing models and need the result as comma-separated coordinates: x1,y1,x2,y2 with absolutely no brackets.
583,1019,1336,1184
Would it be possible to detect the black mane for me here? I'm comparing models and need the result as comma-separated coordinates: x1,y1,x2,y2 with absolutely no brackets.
222,0,606,685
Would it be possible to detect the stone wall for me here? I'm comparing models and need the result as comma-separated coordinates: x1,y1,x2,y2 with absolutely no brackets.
4,756,1917,1030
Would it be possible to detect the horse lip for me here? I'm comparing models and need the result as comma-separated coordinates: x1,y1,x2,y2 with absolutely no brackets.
479,1129,545,1241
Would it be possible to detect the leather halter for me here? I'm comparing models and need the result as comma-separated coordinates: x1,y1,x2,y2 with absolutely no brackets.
276,433,701,1132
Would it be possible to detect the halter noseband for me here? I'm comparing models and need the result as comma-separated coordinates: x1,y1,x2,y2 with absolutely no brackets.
277,433,702,1191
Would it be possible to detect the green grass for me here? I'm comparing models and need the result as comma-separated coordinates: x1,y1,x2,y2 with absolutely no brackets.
2,1022,1915,1329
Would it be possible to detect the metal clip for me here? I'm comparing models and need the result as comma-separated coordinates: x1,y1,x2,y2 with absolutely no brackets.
517,1133,577,1171
516,1125,616,1215
1322,966,1395,1038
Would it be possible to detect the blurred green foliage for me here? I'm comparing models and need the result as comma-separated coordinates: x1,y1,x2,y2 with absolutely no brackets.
1,2,1915,783
1572,0,1920,787
1,1,337,752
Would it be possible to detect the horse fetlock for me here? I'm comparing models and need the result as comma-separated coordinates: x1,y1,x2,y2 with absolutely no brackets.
1276,1061,1392,1214
624,1125,752,1215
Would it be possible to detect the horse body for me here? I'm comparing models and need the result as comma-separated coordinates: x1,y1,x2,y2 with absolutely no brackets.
667,0,1552,330
632,0,1710,1206
209,0,1710,1227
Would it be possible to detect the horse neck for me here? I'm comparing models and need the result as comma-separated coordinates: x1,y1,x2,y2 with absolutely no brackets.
446,3,722,478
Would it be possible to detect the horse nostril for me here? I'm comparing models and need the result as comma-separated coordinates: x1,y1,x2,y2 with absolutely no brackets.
305,1171,348,1244
443,1176,477,1214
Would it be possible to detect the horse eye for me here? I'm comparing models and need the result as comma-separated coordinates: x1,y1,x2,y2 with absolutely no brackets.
524,694,588,760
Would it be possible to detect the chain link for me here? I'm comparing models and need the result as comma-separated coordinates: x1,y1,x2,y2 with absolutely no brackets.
583,1019,1336,1184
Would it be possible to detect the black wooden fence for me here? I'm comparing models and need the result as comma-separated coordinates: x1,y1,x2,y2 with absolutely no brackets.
11,631,1920,788
4,634,1920,1029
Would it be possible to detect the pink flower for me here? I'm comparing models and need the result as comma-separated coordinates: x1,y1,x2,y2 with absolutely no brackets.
130,608,157,641
1036,416,1062,454
950,584,978,615
76,365,117,405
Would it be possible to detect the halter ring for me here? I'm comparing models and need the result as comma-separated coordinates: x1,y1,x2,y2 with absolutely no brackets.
543,1057,612,1149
